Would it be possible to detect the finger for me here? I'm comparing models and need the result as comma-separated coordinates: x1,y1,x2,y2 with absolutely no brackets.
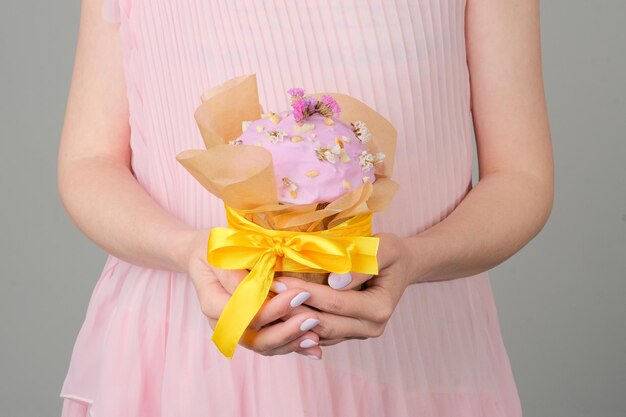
324,232,402,292
318,336,370,347
327,272,373,291
261,330,321,357
196,278,232,321
296,346,323,360
273,276,390,323
211,317,324,359
212,268,249,294
265,279,320,322
372,232,402,270
319,337,349,347
258,304,321,329
248,288,312,328
253,299,382,342
239,312,321,355
277,303,321,323
308,310,385,340
270,279,288,294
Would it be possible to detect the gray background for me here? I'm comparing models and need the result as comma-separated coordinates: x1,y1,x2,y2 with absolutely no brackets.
1,1,624,416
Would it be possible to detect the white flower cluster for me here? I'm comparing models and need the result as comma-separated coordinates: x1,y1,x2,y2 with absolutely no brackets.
265,129,286,144
359,151,386,172
351,121,372,144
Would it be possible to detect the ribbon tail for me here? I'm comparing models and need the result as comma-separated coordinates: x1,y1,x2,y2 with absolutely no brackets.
211,251,277,359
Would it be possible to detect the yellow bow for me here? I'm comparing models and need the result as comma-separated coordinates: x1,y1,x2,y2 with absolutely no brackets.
207,205,379,358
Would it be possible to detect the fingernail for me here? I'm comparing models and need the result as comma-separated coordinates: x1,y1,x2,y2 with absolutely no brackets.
328,272,352,289
299,339,318,348
271,280,287,293
307,354,321,360
290,291,311,307
300,318,320,331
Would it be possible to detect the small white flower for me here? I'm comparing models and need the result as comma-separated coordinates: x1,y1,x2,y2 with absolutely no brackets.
359,150,386,172
351,121,372,144
228,139,243,145
241,120,252,132
265,129,286,144
359,150,374,171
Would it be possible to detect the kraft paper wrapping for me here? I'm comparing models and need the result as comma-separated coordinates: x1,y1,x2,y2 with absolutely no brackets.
175,74,401,358
176,73,399,233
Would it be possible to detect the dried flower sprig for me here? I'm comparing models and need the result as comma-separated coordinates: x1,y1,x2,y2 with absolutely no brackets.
320,95,341,116
288,88,341,123
351,121,372,144
287,87,305,97
359,150,386,172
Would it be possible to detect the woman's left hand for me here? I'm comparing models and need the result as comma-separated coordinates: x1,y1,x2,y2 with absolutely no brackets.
272,232,417,346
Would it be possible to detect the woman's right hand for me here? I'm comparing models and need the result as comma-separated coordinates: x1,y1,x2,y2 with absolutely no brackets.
186,229,324,359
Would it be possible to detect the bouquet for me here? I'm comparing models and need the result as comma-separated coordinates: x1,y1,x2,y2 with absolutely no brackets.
177,74,398,358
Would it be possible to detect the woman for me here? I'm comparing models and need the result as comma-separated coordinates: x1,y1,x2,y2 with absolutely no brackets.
58,0,553,415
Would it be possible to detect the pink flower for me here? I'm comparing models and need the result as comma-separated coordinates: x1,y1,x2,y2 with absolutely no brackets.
288,88,341,122
287,87,305,97
321,95,341,116
292,97,308,122
305,96,318,113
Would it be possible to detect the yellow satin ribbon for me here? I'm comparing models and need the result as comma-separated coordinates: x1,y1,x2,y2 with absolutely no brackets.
207,205,379,358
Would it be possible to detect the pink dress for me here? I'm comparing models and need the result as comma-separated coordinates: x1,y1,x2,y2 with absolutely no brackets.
60,1,523,416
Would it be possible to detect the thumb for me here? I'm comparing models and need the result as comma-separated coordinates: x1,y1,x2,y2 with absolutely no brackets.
327,271,374,291
213,268,249,294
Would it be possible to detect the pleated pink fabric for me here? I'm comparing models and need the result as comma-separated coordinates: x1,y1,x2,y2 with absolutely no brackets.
60,0,523,416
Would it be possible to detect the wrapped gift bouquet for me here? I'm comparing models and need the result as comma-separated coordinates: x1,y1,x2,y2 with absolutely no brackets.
177,74,398,358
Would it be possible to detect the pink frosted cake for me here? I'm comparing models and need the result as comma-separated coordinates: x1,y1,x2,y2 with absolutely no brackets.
230,88,385,204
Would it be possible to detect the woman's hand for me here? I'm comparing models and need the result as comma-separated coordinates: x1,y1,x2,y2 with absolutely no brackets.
186,229,324,359
272,232,415,346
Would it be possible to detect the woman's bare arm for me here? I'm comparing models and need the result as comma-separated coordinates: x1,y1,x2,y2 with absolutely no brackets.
58,0,195,272
58,0,325,357
405,0,554,283
266,0,554,344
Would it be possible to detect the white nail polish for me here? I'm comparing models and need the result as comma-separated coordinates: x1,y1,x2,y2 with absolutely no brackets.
328,272,352,289
299,339,318,348
307,354,321,360
300,318,320,331
290,291,311,307
271,280,287,293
